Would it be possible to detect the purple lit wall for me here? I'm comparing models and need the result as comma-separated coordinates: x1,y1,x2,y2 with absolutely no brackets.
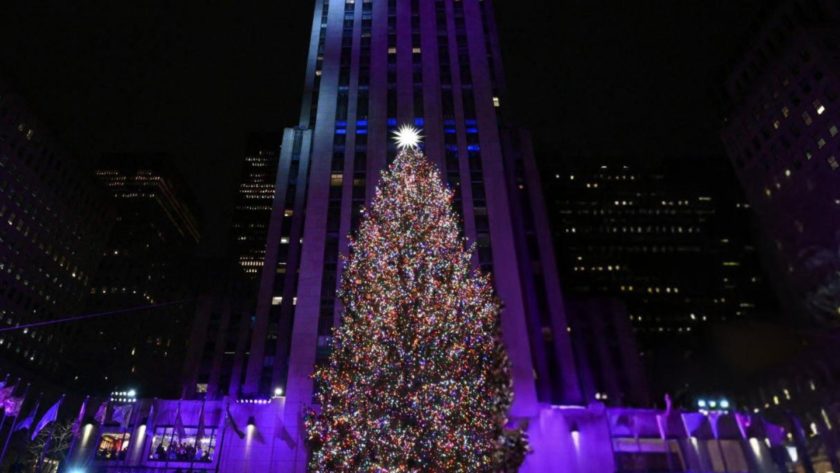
67,399,797,473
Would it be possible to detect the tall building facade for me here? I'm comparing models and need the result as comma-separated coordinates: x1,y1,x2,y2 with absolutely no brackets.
0,77,115,383
230,133,282,280
566,298,650,407
719,0,840,323
70,154,202,397
544,160,778,400
238,1,581,469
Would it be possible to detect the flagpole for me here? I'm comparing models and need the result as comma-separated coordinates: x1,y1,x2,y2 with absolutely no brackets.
189,397,206,471
163,402,179,472
63,396,89,470
0,382,29,466
119,401,137,466
16,392,42,464
36,395,64,473
214,401,230,473
84,399,107,468
143,399,156,464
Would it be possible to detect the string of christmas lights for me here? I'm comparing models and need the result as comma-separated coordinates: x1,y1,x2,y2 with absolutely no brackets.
306,145,528,472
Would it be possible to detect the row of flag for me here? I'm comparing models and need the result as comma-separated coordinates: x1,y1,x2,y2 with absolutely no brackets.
0,375,295,471
0,379,60,441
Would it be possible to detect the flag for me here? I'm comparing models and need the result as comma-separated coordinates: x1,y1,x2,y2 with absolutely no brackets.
279,424,297,449
145,403,156,432
3,396,24,417
94,401,108,424
196,403,206,446
735,413,752,439
15,402,38,431
174,405,186,439
708,411,723,439
765,420,786,446
0,386,14,403
31,399,61,440
226,405,244,440
112,405,133,429
71,398,89,436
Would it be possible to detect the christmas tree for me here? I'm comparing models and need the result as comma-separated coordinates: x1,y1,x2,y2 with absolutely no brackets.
306,126,528,472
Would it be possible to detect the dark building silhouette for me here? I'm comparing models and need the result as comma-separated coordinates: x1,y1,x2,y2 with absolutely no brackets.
230,133,282,281
179,257,254,401
719,0,840,323
718,2,840,469
180,292,254,401
70,154,202,397
544,159,779,400
567,298,650,407
0,76,115,383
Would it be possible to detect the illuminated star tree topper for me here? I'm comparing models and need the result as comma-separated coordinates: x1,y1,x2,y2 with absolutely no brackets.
393,124,423,150
305,132,529,472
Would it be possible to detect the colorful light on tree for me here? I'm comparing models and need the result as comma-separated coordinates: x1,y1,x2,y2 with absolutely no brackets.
306,141,529,472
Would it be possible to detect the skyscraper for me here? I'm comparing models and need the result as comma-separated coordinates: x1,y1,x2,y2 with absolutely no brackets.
230,133,282,280
0,77,115,383
71,154,202,396
543,159,779,399
719,0,840,323
241,0,582,467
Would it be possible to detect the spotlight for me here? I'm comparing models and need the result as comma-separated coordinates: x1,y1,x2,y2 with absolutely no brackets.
709,400,717,409
247,416,256,427
720,399,730,409
128,390,136,397
697,399,707,408
274,387,283,397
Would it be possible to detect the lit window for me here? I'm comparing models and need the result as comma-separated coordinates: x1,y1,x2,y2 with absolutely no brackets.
148,427,218,462
814,99,826,115
96,432,133,461
330,174,343,186
272,297,283,306
412,47,421,54
388,47,397,54
830,124,838,137
493,97,500,108
803,111,813,126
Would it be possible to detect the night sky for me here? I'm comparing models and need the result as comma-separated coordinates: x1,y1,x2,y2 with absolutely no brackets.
0,0,763,256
